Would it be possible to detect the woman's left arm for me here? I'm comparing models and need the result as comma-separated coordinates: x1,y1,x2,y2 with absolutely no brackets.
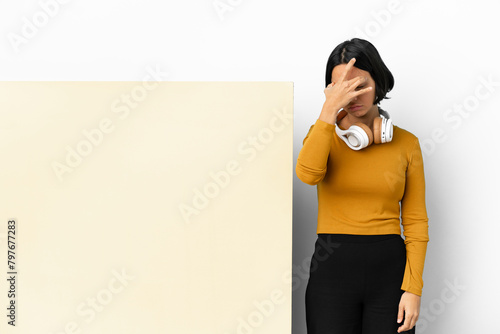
397,137,430,332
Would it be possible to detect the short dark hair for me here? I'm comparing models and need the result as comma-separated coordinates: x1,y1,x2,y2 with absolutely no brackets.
325,38,394,105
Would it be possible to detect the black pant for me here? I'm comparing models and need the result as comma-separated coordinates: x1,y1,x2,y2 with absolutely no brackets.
305,233,415,334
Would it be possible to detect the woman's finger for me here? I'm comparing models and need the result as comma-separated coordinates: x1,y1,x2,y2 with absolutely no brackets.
398,317,411,332
338,57,356,83
346,75,366,90
352,86,372,97
398,313,416,333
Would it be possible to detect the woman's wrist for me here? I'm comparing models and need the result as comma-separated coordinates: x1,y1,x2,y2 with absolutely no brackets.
318,102,341,125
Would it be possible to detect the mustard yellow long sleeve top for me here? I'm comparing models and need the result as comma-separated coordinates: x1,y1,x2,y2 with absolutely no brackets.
296,118,429,296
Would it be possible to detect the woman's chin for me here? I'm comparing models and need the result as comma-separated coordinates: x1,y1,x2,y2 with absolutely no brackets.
346,108,366,118
347,105,379,119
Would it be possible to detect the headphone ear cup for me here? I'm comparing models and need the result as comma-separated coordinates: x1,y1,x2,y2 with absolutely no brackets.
353,122,373,146
373,117,382,144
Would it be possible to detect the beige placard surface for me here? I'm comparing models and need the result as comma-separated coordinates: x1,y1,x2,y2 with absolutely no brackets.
0,81,293,334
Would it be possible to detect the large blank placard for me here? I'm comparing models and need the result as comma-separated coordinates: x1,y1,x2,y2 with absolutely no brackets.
0,81,293,334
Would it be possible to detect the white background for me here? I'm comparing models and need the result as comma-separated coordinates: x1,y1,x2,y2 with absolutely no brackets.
1,0,499,333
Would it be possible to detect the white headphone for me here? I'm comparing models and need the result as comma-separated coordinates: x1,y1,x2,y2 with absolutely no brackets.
335,108,393,150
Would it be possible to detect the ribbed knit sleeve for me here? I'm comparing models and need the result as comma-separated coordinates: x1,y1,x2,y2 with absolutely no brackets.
400,138,430,296
295,119,335,185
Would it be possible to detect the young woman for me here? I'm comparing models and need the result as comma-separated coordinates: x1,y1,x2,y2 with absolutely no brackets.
296,38,429,333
